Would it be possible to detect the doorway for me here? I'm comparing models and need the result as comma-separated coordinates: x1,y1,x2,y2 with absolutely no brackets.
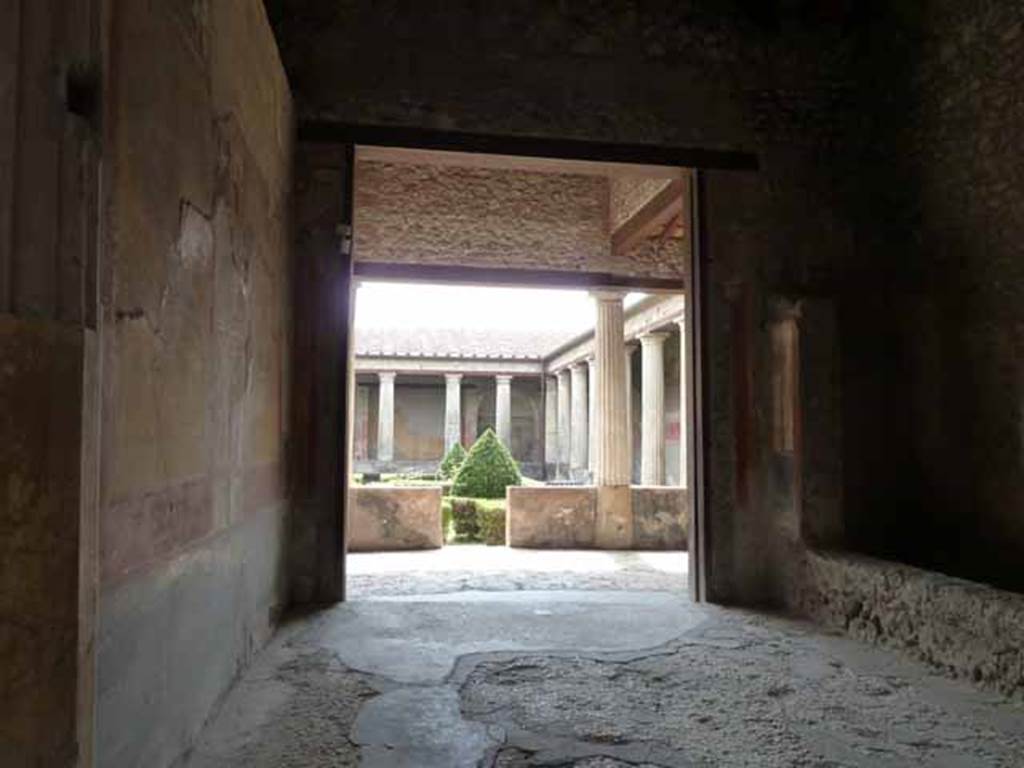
290,128,729,605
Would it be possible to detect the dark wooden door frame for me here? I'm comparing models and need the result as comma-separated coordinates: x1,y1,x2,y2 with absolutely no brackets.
687,170,709,603
307,123,752,604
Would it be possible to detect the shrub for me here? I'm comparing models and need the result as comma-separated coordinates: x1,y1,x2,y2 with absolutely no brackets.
448,497,506,545
438,442,467,480
441,497,455,542
476,502,506,546
451,428,522,499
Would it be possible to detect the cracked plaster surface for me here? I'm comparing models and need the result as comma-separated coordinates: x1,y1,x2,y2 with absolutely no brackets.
185,590,1024,768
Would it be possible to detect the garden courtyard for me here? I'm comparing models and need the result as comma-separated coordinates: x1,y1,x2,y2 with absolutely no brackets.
348,284,691,570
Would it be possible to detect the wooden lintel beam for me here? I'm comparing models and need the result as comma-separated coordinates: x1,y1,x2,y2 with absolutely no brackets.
352,261,685,293
612,178,686,257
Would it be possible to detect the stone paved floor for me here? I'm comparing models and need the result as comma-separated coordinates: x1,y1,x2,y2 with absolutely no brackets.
347,546,688,597
185,556,1024,767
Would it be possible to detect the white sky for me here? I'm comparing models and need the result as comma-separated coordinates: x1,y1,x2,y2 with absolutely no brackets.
355,282,646,332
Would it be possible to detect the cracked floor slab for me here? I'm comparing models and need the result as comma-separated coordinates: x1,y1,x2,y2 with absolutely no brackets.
185,588,1024,767
315,591,704,685
353,687,504,767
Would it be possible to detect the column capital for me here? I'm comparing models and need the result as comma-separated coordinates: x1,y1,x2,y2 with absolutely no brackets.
377,370,396,382
639,331,670,346
444,373,464,383
586,357,596,369
495,374,514,384
571,359,589,371
771,297,803,322
590,288,628,303
673,315,685,329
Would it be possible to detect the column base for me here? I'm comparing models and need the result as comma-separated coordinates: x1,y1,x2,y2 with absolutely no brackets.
595,485,633,549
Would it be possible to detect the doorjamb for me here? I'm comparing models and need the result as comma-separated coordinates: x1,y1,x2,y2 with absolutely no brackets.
306,125,752,603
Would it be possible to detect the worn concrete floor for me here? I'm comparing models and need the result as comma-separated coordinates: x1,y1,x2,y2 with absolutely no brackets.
185,553,1024,767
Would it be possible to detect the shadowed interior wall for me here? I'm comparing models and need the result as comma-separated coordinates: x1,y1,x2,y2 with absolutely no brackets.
0,0,99,763
835,2,1024,592
95,2,293,766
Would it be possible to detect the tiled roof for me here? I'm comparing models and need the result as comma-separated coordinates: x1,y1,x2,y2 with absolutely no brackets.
355,327,574,360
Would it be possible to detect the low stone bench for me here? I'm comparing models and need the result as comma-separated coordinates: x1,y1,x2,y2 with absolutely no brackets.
349,486,443,551
794,550,1024,700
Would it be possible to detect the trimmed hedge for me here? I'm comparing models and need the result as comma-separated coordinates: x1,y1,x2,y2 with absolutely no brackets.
443,496,506,545
451,428,522,499
438,442,467,480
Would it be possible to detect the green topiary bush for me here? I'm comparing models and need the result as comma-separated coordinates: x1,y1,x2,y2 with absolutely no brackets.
438,442,467,480
447,497,506,545
451,428,522,499
476,502,506,546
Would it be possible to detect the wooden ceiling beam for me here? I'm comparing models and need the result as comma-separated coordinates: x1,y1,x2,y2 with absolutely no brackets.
612,178,686,256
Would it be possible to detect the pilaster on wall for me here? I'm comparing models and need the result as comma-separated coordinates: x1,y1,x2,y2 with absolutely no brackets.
0,0,102,763
290,143,354,604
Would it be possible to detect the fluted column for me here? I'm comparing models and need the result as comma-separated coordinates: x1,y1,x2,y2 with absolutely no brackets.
675,318,688,488
592,291,631,547
640,332,669,484
593,291,630,486
587,357,597,477
544,375,558,478
625,342,638,482
570,362,589,478
444,374,462,451
557,369,572,478
377,371,396,462
495,375,513,448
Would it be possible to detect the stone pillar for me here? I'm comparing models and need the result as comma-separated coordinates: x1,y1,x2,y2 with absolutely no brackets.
625,342,638,483
355,385,371,459
495,375,513,448
444,373,462,451
675,318,688,488
557,369,572,478
640,332,669,485
570,362,589,478
587,357,597,477
544,375,558,478
377,371,395,462
593,292,631,486
592,291,632,546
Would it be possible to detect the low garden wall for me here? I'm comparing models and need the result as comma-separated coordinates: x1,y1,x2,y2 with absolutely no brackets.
631,487,689,549
507,486,689,549
507,487,597,548
349,486,443,551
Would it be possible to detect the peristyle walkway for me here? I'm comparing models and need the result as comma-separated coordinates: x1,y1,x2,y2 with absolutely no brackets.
185,548,1024,767
348,546,688,597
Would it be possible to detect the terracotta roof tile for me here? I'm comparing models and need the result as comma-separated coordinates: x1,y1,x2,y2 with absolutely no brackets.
355,327,574,360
